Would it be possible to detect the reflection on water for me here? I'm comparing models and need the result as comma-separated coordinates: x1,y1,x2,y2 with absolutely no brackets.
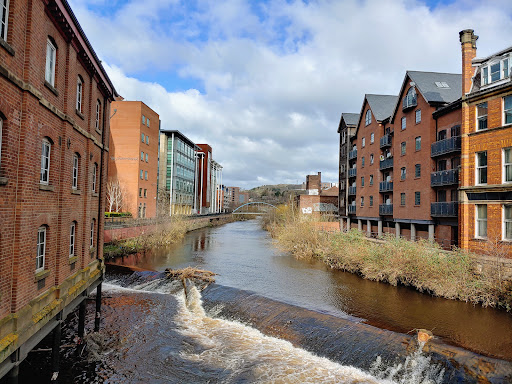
110,220,512,361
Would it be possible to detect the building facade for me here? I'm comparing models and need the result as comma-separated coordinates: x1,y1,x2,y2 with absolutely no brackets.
0,0,116,378
196,144,223,214
459,30,512,256
108,100,159,218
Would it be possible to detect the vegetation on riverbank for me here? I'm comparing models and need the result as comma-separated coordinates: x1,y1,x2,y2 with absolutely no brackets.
264,205,512,310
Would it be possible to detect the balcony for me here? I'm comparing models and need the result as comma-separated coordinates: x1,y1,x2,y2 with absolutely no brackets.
379,181,393,192
379,204,393,216
348,186,357,196
380,134,392,148
348,149,357,160
431,136,461,157
379,157,393,170
348,168,357,178
348,205,356,214
431,202,458,217
431,169,459,187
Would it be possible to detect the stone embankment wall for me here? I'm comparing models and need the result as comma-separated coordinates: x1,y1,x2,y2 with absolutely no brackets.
104,214,234,243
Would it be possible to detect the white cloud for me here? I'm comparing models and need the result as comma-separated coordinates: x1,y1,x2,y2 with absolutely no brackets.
71,0,512,188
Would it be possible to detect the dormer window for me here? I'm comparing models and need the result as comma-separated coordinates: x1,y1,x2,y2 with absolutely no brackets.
403,87,417,110
481,56,510,86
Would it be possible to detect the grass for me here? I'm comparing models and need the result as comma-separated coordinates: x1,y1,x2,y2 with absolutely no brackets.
265,204,512,310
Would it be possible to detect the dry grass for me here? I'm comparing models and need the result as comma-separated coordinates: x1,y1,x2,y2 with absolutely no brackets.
267,204,512,310
165,266,217,296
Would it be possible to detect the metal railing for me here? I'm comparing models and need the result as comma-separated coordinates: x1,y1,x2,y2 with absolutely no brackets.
431,136,461,157
380,134,392,148
431,202,458,217
379,204,393,215
379,157,393,170
348,205,356,214
379,181,393,192
348,168,357,177
348,149,357,160
431,169,459,187
348,186,357,195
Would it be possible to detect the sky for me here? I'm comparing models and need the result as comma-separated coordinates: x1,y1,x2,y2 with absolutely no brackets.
68,0,512,189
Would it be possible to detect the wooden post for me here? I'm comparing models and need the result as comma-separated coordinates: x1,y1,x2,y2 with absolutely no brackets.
78,300,86,339
94,283,102,332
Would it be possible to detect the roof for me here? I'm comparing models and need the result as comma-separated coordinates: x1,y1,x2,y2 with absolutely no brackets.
366,94,399,121
159,130,198,149
473,46,512,64
407,71,462,104
321,186,339,197
341,113,360,126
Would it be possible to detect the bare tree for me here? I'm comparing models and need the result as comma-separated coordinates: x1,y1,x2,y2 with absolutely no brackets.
106,179,124,212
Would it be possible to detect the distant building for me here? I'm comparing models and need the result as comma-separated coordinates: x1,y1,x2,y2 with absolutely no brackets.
109,100,159,218
196,144,223,214
459,30,512,256
224,186,248,209
297,173,338,216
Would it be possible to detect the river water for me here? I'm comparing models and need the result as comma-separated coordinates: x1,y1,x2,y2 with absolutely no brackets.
14,220,512,383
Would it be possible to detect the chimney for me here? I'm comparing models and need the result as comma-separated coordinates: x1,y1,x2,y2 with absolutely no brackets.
459,29,478,95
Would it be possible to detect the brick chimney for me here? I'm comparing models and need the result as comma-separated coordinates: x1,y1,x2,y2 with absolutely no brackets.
459,29,478,95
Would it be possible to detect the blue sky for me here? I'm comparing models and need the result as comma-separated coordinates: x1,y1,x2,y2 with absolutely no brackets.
70,0,512,189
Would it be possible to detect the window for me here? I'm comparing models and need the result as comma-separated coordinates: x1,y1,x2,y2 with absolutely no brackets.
477,102,488,130
482,67,488,86
360,196,364,207
140,170,143,179
401,142,406,155
92,163,97,193
476,151,487,185
370,133,374,144
400,193,406,206
504,205,512,241
415,109,421,124
141,151,144,161
36,227,46,272
414,192,421,206
362,137,366,148
95,100,101,131
40,139,51,184
76,76,83,113
361,156,365,167
369,175,373,185
139,188,142,197
146,136,149,145
141,133,145,143
504,148,512,183
476,205,487,238
90,220,95,248
369,196,373,206
438,129,447,141
505,96,512,125
403,87,417,109
451,125,460,137
145,171,148,180
415,136,421,151
72,154,79,189
415,164,421,178
365,110,371,126
481,58,511,86
45,39,56,86
370,154,374,164
1,0,9,41
142,115,145,125
144,189,147,198
342,131,346,144
400,167,406,180
361,177,365,187
437,190,447,202
69,222,76,257
147,118,150,127
438,159,447,171
0,117,2,168
401,117,406,130
145,153,148,162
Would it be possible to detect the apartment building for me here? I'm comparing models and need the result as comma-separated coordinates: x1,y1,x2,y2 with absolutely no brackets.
0,0,116,379
459,30,512,256
338,113,359,219
109,100,159,218
196,144,223,214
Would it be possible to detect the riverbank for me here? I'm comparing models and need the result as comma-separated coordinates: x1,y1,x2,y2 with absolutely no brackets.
104,214,240,259
265,206,512,310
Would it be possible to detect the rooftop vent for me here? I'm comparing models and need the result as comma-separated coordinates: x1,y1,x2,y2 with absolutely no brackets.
435,81,450,89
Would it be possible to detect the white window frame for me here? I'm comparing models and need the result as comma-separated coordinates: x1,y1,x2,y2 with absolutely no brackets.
40,138,51,184
1,0,9,41
476,204,487,239
45,39,56,86
415,109,421,124
95,100,101,131
72,154,79,189
370,132,374,144
476,151,487,185
504,95,512,126
92,163,97,192
365,110,371,126
362,137,365,148
481,56,511,86
76,77,83,112
69,222,76,257
476,102,488,130
504,205,512,241
504,147,512,183
401,117,406,130
90,219,95,248
36,226,46,272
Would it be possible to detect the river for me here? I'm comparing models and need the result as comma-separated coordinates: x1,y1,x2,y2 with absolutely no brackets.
13,220,512,383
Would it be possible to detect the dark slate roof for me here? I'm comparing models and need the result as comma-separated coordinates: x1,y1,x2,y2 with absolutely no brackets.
408,71,462,104
366,94,399,121
341,113,360,126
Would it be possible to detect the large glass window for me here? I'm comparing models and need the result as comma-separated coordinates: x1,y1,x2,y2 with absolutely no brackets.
476,151,487,185
476,205,487,238
504,96,512,125
45,39,56,86
40,139,51,184
36,226,46,272
1,0,9,41
504,148,512,183
403,87,417,109
477,102,488,130
504,205,512,241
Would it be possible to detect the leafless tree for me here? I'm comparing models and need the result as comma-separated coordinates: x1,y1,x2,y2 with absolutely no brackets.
106,179,124,212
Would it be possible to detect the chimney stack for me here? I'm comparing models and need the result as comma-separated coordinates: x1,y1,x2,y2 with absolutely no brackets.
459,29,478,95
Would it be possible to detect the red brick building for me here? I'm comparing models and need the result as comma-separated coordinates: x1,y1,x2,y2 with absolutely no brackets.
337,113,359,218
109,100,159,218
459,30,512,257
298,172,338,217
0,0,116,378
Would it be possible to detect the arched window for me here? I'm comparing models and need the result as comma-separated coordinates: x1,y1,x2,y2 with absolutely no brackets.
72,153,80,189
365,110,371,126
69,221,76,257
403,87,417,109
95,100,101,131
76,76,83,112
40,138,51,184
36,226,46,272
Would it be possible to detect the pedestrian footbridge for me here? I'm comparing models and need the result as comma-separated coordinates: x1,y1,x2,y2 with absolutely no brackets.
232,202,277,215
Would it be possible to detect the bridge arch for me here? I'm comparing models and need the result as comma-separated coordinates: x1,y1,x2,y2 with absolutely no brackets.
232,202,277,214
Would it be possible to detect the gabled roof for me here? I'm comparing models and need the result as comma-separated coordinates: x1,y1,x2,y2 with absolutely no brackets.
337,113,359,133
391,71,462,122
366,94,399,121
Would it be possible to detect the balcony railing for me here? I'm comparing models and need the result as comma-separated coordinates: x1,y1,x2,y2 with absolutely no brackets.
431,169,459,187
348,186,356,195
379,204,393,215
348,149,357,160
431,136,461,157
380,134,392,148
379,181,393,192
348,168,357,178
348,205,356,214
379,157,393,170
431,202,458,217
